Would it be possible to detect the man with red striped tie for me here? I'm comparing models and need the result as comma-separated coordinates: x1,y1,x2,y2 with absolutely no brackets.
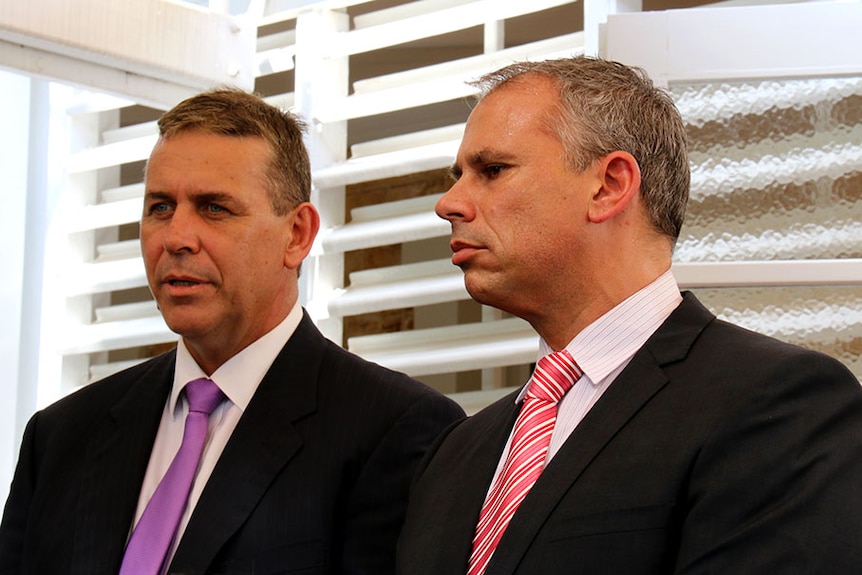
396,56,862,575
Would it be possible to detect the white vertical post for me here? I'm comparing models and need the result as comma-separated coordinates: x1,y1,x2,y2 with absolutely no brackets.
36,83,78,407
584,0,642,57
0,70,33,501
484,19,505,53
294,7,350,344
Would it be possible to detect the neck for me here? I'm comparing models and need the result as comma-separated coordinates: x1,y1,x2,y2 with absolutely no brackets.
532,256,672,351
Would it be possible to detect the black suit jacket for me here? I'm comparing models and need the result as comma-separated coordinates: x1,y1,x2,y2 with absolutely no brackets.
397,293,862,574
0,311,465,574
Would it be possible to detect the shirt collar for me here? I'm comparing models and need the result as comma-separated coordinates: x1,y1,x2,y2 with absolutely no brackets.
170,302,304,419
517,270,682,402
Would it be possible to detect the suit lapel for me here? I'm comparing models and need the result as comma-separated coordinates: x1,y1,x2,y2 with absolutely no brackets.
72,353,175,574
486,293,714,575
435,396,521,573
170,313,321,572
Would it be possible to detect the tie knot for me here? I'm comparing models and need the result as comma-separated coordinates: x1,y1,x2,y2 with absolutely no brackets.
526,350,583,403
184,378,225,415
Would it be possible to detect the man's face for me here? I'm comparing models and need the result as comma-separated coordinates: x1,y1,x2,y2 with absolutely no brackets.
437,76,598,321
142,131,296,372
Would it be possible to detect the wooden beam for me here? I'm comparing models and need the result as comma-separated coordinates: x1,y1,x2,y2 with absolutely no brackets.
0,0,255,108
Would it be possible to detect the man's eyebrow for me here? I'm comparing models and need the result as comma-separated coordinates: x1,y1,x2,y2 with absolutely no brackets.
470,149,516,166
191,191,237,204
144,190,236,204
448,149,517,180
143,190,172,202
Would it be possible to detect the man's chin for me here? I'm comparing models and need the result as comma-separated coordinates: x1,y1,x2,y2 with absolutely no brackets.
463,277,496,309
160,314,216,342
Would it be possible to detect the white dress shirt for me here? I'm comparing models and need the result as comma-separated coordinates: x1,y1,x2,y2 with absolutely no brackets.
489,271,683,486
129,302,304,560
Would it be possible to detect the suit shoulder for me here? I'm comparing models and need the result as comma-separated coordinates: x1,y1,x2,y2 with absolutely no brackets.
318,335,459,405
700,317,856,378
667,316,862,420
432,388,519,443
37,351,175,422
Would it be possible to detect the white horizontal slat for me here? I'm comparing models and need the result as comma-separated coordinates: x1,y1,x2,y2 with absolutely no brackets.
349,193,440,222
349,317,538,377
102,120,159,144
330,259,466,317
102,183,145,203
330,258,862,320
351,32,585,95
258,0,371,27
320,33,585,122
264,92,296,112
322,211,448,252
56,315,172,355
94,300,158,323
314,138,458,189
65,92,135,116
607,2,862,85
327,0,577,58
256,28,296,52
96,239,140,261
673,259,862,288
65,257,147,297
349,265,862,378
348,257,451,285
256,46,296,75
351,0,468,28
321,194,448,253
322,76,477,123
67,197,142,232
351,123,464,158
67,134,157,174
353,296,862,378
256,28,296,75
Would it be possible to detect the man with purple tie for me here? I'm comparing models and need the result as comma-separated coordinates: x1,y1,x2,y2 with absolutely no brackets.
0,88,464,575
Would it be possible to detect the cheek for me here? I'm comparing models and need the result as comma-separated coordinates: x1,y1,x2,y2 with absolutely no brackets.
140,233,161,268
487,202,534,243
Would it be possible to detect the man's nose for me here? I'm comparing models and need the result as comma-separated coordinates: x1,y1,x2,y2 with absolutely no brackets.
162,207,201,254
435,179,473,223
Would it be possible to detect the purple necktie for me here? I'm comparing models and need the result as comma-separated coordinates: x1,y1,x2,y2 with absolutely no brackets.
120,378,225,575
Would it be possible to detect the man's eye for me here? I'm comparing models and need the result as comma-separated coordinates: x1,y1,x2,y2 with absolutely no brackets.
206,204,227,214
149,202,171,215
484,164,507,178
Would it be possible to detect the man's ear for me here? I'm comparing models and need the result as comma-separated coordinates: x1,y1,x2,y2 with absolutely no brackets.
587,151,642,224
284,202,320,270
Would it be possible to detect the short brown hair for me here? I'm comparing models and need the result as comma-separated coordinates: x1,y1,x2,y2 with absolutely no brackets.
157,87,311,216
472,57,690,243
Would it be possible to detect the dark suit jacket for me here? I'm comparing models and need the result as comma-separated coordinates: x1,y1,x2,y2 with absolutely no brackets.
397,293,862,574
0,311,465,574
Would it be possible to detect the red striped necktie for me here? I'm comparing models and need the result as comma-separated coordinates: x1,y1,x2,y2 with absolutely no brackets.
468,350,582,575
